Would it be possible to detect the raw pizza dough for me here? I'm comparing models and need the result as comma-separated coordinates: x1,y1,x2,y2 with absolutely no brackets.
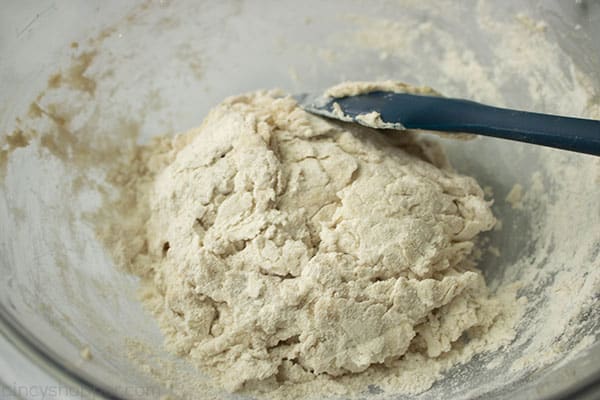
110,86,503,392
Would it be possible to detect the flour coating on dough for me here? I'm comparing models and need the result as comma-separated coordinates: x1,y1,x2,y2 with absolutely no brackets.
118,89,500,392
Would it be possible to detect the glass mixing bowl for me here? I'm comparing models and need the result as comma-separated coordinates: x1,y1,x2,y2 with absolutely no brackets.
1,1,599,399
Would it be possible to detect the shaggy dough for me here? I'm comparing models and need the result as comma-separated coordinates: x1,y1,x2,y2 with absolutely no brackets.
120,88,499,392
324,80,440,98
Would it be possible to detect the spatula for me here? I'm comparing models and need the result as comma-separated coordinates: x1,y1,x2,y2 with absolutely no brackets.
295,91,600,156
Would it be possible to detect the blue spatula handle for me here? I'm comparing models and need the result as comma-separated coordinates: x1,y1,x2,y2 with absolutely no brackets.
333,91,600,156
